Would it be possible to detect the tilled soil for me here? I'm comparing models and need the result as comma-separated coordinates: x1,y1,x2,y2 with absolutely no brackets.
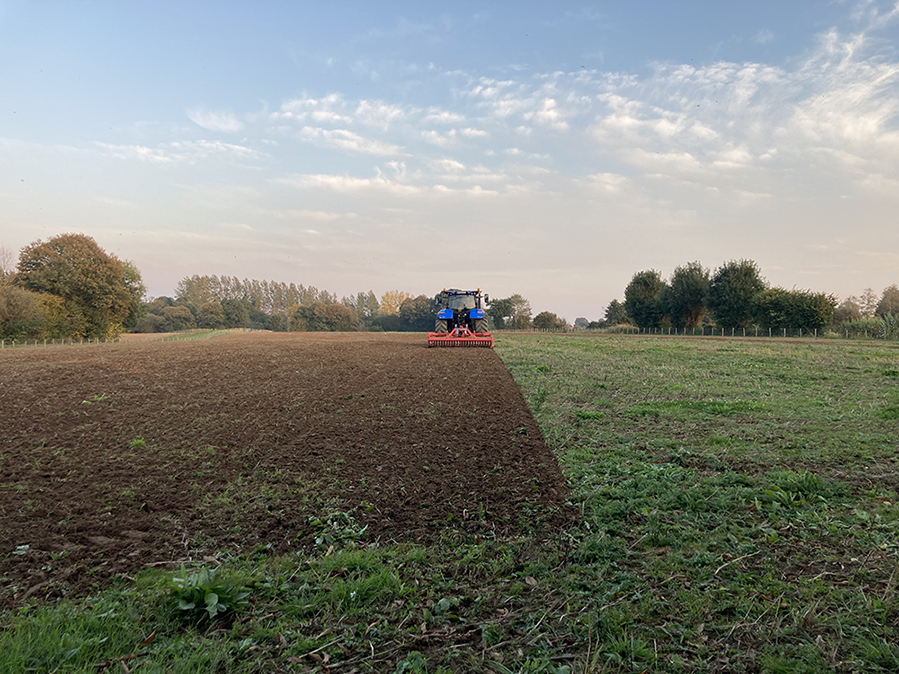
0,332,569,607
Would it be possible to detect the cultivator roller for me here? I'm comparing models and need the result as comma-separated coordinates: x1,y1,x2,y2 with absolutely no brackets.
428,326,494,348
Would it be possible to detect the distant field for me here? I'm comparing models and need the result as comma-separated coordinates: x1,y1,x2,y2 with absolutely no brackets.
1,332,898,673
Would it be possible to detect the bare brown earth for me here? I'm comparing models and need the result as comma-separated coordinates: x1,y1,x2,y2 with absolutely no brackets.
0,332,570,607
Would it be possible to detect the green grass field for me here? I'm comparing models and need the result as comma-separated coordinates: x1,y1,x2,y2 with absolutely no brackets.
2,334,898,673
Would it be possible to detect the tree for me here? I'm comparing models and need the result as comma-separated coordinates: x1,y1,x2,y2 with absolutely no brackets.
399,295,438,331
662,262,709,328
290,302,359,331
533,311,564,331
508,294,532,330
876,285,899,316
574,317,589,329
832,296,862,325
341,291,380,323
221,298,251,328
708,259,766,329
0,287,46,339
17,233,132,339
0,244,15,292
488,297,513,329
604,299,628,326
860,288,879,318
379,290,413,315
122,261,147,331
753,288,836,332
624,270,665,329
197,301,227,329
160,305,196,332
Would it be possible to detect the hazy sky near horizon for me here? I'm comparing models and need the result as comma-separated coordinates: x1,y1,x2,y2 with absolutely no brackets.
2,1,898,320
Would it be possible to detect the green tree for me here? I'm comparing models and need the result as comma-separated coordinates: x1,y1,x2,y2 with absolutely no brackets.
624,270,665,329
17,233,132,339
341,291,380,323
832,296,862,325
487,297,513,329
662,262,709,329
876,285,899,316
860,287,879,317
197,301,227,329
574,317,589,329
0,287,46,339
753,288,835,332
399,295,438,331
290,302,359,331
221,298,251,328
533,311,564,331
508,294,532,330
160,305,196,332
122,261,147,331
708,260,766,329
604,299,629,326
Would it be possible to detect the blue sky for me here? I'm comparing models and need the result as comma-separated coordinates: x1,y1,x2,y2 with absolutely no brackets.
2,1,898,320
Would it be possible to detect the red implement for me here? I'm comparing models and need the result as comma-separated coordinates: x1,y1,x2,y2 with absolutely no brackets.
428,326,494,348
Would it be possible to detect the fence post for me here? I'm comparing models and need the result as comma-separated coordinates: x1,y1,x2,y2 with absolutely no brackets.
783,328,786,338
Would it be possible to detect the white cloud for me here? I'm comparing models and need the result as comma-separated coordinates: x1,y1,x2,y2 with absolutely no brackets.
355,100,406,130
276,94,351,124
276,171,499,198
95,140,261,164
187,108,244,132
298,127,403,156
424,108,465,124
754,29,775,44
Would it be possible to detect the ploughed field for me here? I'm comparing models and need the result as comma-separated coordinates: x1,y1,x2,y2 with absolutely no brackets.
0,333,569,607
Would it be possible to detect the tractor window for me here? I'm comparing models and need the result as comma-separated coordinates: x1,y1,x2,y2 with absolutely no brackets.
447,295,476,310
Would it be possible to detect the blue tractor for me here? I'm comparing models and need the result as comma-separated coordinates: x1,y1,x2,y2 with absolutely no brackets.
428,288,493,348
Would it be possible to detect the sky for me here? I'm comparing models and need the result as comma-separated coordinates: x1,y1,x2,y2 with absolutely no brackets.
2,1,898,321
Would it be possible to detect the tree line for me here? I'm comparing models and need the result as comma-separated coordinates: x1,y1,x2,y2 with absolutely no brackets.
5,234,894,341
0,234,551,339
600,260,899,334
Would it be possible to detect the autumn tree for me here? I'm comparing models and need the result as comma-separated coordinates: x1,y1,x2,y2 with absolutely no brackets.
876,285,899,316
379,290,413,315
624,270,665,329
708,259,766,329
16,233,133,339
662,262,709,328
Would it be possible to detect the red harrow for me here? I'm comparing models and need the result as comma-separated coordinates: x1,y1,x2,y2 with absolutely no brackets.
428,326,494,348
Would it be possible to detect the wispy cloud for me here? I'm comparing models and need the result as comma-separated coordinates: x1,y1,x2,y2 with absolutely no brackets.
298,127,404,156
187,108,244,132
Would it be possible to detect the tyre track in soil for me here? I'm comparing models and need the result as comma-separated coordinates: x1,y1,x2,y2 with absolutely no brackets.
0,332,571,607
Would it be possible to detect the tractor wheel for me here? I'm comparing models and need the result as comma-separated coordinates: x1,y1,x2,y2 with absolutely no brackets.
434,319,449,333
474,318,489,334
